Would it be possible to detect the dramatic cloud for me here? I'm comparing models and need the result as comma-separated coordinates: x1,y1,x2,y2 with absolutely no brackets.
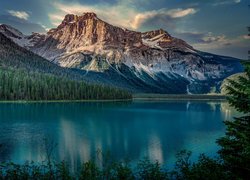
1,0,242,58
7,10,29,20
49,2,197,31
130,8,197,29
49,1,137,28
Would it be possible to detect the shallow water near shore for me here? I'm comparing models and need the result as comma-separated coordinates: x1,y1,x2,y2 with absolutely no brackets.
0,100,235,170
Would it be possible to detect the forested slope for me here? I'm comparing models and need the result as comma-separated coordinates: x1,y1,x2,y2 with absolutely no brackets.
0,33,131,100
0,68,131,100
0,33,85,80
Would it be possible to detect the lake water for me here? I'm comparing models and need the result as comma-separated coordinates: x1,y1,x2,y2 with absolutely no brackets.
0,100,235,170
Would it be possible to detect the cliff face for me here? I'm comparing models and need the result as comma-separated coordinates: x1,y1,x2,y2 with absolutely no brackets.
0,13,243,94
32,13,143,64
31,13,196,66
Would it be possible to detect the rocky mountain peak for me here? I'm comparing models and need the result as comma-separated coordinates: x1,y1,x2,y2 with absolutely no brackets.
0,24,23,39
142,28,171,39
0,16,242,94
62,12,97,24
63,14,79,23
35,12,145,62
81,12,97,19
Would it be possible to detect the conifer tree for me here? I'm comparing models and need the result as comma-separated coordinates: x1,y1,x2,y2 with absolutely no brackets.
217,61,250,179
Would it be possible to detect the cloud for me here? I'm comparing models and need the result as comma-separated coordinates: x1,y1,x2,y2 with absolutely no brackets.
49,14,65,26
242,35,250,40
168,8,197,18
170,29,249,58
0,15,46,34
174,31,227,44
212,0,241,6
192,33,230,48
49,1,137,28
49,2,197,31
197,34,249,47
191,34,250,58
7,10,29,20
201,33,226,44
130,8,197,29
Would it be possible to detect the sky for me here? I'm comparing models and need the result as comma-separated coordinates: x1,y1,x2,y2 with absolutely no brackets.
0,0,249,59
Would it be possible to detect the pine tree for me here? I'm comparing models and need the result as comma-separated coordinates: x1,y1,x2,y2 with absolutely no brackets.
0,67,132,101
217,61,250,179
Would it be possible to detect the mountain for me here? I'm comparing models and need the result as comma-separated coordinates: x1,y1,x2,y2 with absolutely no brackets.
0,13,243,93
0,29,87,81
220,72,247,95
0,31,131,100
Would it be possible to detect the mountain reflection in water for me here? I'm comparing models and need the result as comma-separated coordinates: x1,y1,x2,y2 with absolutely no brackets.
0,101,235,170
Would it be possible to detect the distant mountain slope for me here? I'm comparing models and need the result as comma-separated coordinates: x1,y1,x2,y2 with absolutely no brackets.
0,32,131,100
0,31,87,81
0,13,243,94
220,72,247,95
0,31,155,92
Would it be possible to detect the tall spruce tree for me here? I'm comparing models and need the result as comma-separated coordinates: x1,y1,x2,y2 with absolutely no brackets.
217,61,250,179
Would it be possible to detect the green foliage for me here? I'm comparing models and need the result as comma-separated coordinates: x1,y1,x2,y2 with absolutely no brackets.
0,33,85,81
0,154,228,180
55,161,72,180
0,68,132,100
217,61,250,179
136,158,168,180
112,161,134,180
220,73,247,95
217,116,250,179
80,161,101,180
95,150,135,180
0,32,132,101
171,151,227,180
225,61,250,113
0,159,163,179
171,150,192,179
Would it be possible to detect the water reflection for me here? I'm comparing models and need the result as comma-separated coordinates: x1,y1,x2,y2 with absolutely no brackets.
0,101,234,169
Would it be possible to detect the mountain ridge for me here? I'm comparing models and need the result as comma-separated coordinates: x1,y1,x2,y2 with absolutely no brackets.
0,13,243,93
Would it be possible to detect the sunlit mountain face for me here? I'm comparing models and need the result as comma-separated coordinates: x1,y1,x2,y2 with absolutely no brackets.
0,0,248,94
0,0,249,59
0,13,243,94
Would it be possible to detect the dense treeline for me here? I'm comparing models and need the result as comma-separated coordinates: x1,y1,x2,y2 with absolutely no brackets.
0,32,132,100
0,68,132,100
0,152,225,180
0,33,87,81
0,32,133,93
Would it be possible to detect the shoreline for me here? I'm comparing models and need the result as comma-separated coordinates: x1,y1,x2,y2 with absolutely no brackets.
0,94,228,103
0,99,132,103
133,94,227,101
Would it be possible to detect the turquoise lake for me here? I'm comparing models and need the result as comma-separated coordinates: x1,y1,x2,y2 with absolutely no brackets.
0,100,235,170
